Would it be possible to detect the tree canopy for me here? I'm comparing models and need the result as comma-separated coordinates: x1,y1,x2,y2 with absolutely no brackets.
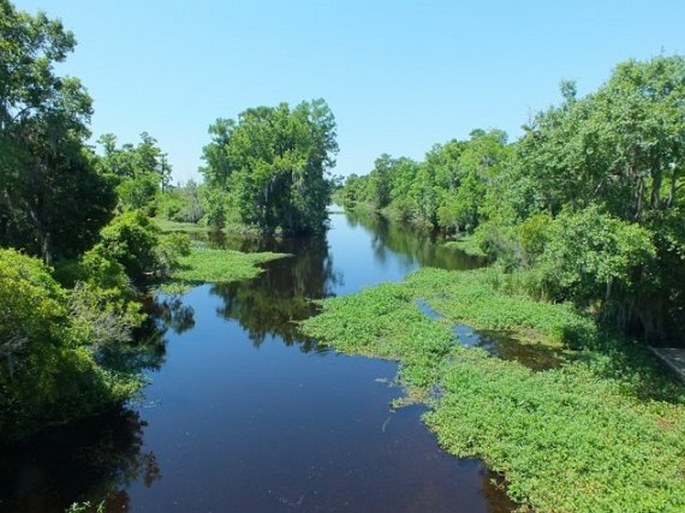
0,0,115,263
201,99,338,235
97,132,172,213
0,2,185,439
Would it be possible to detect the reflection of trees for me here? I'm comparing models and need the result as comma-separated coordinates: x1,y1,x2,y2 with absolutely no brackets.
146,294,196,336
211,234,340,350
0,407,160,513
346,210,487,270
97,295,195,374
205,211,482,350
0,293,192,512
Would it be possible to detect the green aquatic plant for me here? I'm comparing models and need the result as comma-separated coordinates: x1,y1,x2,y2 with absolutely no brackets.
159,242,289,293
302,283,453,394
300,267,685,513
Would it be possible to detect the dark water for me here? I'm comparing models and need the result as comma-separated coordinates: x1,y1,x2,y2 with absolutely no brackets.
0,211,516,513
416,299,565,371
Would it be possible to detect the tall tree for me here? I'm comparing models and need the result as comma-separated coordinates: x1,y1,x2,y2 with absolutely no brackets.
0,1,115,263
97,132,172,212
201,99,338,235
496,56,685,338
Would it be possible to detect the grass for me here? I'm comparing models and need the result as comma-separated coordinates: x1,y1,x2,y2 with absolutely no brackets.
443,234,487,258
299,267,685,513
161,242,289,293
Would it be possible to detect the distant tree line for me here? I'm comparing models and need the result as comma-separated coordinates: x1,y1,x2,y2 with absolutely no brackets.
341,56,685,342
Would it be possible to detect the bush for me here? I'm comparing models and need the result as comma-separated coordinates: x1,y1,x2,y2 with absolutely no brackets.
94,211,161,283
539,207,657,306
0,250,139,440
156,232,192,277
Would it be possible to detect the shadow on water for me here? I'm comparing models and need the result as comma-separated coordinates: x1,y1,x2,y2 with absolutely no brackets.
417,299,566,371
0,292,197,513
93,295,197,375
0,407,159,513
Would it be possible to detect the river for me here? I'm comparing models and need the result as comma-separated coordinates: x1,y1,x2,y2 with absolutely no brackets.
1,210,516,513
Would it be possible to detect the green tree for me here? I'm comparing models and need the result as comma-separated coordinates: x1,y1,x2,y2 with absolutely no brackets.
0,1,116,263
508,56,685,338
97,132,172,213
89,211,162,284
156,180,204,223
201,99,338,235
368,154,394,210
539,207,657,334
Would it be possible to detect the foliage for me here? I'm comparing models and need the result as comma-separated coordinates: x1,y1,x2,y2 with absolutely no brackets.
68,281,144,349
343,54,685,341
493,56,685,338
0,1,116,264
155,180,204,223
97,132,172,214
538,206,657,306
201,99,338,235
0,249,140,440
65,501,105,513
200,185,231,230
88,211,162,284
341,130,510,232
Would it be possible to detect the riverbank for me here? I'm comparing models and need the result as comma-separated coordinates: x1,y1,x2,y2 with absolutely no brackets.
300,267,685,513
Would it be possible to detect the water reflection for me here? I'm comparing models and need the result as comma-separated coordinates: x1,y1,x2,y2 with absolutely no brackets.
210,235,339,349
0,295,188,513
148,295,196,336
204,211,483,351
96,295,196,374
346,210,487,271
0,407,159,513
417,299,565,370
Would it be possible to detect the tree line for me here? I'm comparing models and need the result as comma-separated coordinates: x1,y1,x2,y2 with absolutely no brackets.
340,56,685,342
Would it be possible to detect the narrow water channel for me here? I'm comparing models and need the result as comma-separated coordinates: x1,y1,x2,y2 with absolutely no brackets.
1,211,516,513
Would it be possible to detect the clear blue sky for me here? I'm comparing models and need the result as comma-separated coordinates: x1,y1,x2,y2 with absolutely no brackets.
14,0,685,183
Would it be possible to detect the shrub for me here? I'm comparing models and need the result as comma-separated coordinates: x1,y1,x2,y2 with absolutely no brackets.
94,211,161,283
0,250,139,439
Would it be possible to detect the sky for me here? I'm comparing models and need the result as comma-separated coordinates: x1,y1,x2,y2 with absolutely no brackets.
14,0,685,183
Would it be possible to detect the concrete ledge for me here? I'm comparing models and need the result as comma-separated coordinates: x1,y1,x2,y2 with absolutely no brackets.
649,347,685,382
